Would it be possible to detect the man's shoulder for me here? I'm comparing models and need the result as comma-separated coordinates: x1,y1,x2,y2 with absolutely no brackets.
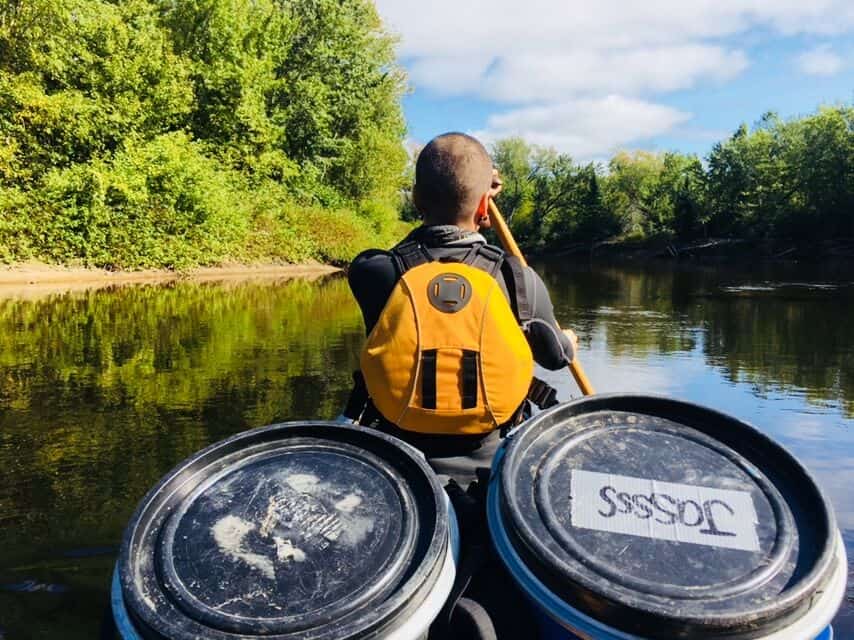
348,248,399,299
349,248,398,279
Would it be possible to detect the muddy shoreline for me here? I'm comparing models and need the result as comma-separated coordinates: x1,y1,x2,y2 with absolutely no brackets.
0,262,342,296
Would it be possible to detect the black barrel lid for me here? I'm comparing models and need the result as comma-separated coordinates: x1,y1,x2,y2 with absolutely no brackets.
498,394,838,639
119,423,449,640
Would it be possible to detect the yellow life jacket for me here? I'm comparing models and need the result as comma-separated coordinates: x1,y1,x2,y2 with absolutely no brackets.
360,242,534,435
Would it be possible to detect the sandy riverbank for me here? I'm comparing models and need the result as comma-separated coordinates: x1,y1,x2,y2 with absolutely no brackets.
0,262,342,296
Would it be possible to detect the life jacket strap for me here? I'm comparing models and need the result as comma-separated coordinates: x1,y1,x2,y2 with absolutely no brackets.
392,242,527,322
502,255,533,324
391,240,433,274
462,244,504,277
528,376,559,410
461,350,479,409
421,350,438,409
393,241,507,278
342,370,369,421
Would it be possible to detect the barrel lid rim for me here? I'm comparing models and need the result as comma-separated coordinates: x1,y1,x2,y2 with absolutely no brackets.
119,421,450,640
532,416,796,600
158,440,420,632
489,455,847,637
498,394,838,633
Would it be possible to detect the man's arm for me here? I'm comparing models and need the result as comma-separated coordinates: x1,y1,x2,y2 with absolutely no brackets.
521,266,577,370
347,249,399,335
341,250,399,422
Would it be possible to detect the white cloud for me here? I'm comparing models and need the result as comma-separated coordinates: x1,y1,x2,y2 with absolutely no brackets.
796,45,846,76
375,1,854,98
481,46,748,104
407,55,495,97
475,95,691,160
377,1,854,57
407,46,748,104
375,0,854,150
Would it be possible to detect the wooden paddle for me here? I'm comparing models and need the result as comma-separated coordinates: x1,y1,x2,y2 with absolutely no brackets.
488,199,596,396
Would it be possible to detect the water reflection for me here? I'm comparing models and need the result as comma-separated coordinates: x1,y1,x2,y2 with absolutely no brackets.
0,275,365,638
0,263,852,637
538,260,854,637
540,261,854,418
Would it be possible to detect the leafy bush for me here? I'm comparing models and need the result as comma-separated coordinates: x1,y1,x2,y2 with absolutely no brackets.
0,0,408,268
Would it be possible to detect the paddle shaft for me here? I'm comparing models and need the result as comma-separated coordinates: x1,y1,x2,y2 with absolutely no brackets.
488,200,596,396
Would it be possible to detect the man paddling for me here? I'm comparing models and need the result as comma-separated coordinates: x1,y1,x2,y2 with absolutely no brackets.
343,132,578,487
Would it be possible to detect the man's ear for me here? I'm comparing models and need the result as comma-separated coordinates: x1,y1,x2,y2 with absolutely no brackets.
476,193,489,217
474,193,491,229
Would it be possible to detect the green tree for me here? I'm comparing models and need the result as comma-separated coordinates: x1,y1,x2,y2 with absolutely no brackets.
659,153,706,239
492,138,536,220
491,138,543,246
602,151,667,236
491,103,852,252
0,0,194,185
530,150,580,247
780,106,854,238
399,143,421,222
575,164,620,241
706,106,853,240
0,0,409,268
602,150,704,238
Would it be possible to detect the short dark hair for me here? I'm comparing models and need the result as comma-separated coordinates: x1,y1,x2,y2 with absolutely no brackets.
413,132,493,225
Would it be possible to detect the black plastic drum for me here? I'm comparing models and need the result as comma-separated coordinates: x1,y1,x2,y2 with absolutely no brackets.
488,394,847,639
113,422,458,640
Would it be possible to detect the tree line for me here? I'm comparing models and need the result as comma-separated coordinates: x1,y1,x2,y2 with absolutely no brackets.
491,105,853,251
0,0,409,268
1,1,851,269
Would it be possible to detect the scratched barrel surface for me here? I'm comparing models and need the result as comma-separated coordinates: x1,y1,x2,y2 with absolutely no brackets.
487,394,847,640
112,423,458,640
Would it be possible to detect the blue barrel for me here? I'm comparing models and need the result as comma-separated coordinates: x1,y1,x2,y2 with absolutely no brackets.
113,422,459,640
488,395,847,640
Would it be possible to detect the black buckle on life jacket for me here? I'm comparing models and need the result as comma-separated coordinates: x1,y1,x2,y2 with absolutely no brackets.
392,240,433,274
527,377,559,410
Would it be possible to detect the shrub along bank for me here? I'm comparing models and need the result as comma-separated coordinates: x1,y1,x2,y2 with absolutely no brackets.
491,105,854,254
0,0,410,269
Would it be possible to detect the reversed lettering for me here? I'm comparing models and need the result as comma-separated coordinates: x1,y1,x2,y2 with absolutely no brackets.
570,469,760,552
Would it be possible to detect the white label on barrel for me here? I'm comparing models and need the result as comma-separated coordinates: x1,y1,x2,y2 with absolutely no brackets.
570,469,760,552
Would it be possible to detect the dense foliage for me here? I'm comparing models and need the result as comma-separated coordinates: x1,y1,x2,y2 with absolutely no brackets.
0,0,409,268
493,105,853,250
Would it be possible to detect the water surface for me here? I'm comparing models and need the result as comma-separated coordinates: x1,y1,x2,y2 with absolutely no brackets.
0,262,851,638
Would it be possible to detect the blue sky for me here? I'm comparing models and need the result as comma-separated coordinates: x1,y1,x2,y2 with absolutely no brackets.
374,1,853,161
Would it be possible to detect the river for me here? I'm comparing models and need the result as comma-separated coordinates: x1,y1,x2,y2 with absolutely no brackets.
0,261,851,638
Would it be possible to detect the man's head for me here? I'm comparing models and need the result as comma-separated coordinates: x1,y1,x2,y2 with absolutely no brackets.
413,133,494,229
